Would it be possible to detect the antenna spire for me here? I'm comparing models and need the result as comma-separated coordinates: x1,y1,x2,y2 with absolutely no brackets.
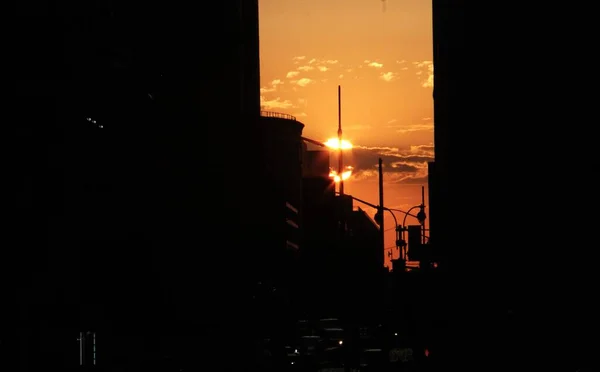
338,85,344,195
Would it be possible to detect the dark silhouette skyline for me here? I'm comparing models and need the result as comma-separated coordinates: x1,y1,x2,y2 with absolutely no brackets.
13,1,600,372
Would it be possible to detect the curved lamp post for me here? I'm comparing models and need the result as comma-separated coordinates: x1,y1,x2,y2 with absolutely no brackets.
334,193,428,266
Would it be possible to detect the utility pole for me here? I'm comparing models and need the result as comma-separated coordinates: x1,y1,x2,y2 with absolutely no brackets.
378,158,385,262
421,186,426,245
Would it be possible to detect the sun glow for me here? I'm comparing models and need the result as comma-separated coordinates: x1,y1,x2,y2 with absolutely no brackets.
329,166,353,183
324,138,353,150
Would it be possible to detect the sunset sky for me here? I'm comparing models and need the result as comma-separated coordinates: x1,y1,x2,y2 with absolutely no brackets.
259,0,433,267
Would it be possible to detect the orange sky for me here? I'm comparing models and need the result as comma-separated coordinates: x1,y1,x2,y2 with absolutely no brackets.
259,0,433,268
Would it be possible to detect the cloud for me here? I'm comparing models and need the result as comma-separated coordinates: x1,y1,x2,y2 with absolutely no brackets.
343,145,434,184
380,72,398,82
259,79,285,94
385,118,433,133
410,144,434,155
292,56,306,64
260,96,296,110
414,61,433,88
264,57,424,101
260,87,275,93
260,80,279,93
395,123,433,134
294,112,308,117
290,78,315,87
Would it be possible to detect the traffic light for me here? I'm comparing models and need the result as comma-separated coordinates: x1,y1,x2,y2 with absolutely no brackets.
374,210,383,225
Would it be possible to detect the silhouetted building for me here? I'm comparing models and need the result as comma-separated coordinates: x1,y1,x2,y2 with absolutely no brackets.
298,150,384,323
432,0,456,269
256,111,305,256
302,148,331,178
15,1,266,370
344,207,385,323
248,111,306,335
299,173,338,318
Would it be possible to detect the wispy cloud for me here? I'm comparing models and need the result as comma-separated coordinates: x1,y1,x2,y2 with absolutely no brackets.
367,61,383,68
394,123,433,134
290,78,315,87
380,72,398,82
259,79,285,93
386,118,433,133
262,57,430,114
292,56,306,64
260,96,296,110
414,61,433,88
342,145,434,184
272,58,431,91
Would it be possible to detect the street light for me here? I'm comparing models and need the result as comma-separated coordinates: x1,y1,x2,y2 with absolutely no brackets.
334,192,429,268
400,186,427,246
346,194,406,262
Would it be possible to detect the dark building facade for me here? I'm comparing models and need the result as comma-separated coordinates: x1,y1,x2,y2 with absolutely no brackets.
249,112,306,337
431,0,463,268
344,207,386,323
14,1,266,370
298,149,384,324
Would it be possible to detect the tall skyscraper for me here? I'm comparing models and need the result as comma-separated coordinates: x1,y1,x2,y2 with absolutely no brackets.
15,1,263,369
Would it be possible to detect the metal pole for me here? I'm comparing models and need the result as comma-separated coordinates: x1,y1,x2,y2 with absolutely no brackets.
421,186,426,245
378,158,385,262
338,85,344,195
79,332,83,366
93,332,96,365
